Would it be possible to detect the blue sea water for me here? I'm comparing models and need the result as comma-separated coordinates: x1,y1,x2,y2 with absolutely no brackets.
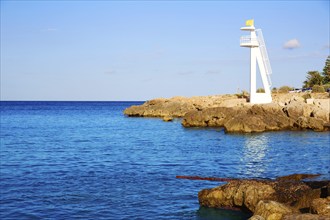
0,101,329,220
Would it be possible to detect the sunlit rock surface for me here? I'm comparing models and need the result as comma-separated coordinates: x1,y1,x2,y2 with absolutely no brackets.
198,174,330,220
124,93,330,133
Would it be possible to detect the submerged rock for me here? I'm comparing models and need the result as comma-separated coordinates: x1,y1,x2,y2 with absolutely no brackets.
162,116,173,122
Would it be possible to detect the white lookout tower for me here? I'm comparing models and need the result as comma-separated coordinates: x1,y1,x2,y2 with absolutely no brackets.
240,20,272,104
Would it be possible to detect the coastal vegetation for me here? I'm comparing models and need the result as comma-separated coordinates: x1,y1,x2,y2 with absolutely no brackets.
312,85,325,93
277,86,293,93
303,56,330,90
256,88,265,93
269,57,330,94
303,71,324,88
322,55,330,84
271,86,302,94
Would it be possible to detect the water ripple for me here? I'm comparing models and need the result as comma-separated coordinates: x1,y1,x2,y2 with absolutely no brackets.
1,101,329,219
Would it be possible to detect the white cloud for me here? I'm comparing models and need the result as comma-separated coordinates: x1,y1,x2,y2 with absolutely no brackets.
283,39,300,49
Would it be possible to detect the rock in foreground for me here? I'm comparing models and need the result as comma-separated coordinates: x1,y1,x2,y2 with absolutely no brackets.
198,174,330,220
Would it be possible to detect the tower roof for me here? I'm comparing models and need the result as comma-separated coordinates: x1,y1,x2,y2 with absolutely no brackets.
240,26,255,31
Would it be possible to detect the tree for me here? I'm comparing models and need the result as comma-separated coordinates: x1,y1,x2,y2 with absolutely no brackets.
322,56,330,84
312,85,325,93
303,71,323,88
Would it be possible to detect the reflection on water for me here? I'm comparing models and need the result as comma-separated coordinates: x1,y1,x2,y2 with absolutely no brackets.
197,207,252,220
241,134,269,177
1,102,329,219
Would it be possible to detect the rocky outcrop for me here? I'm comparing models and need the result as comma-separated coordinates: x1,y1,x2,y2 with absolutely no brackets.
162,116,173,122
224,104,294,133
198,174,330,220
252,200,293,220
198,180,275,212
283,213,330,220
311,197,330,216
182,106,248,127
124,98,197,117
182,98,329,132
124,95,246,118
124,93,330,133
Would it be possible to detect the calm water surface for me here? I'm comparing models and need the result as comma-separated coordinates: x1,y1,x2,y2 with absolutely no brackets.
1,101,329,219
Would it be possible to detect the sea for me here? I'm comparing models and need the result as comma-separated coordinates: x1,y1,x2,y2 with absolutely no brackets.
0,101,329,220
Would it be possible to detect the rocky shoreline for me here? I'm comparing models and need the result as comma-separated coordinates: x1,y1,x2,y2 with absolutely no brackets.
124,93,330,132
124,94,330,219
197,174,330,220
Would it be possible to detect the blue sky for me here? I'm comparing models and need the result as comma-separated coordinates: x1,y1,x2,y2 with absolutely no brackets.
1,1,329,101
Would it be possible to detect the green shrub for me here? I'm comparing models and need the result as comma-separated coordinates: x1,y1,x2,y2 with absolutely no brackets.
256,88,265,93
278,86,293,93
322,83,330,91
312,85,325,93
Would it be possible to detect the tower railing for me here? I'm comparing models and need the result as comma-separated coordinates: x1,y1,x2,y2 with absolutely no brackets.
240,35,259,46
256,29,272,87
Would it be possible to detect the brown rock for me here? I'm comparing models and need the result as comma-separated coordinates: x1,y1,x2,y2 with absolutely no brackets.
311,197,330,216
198,176,330,219
312,107,330,122
273,180,321,211
162,116,173,122
218,98,247,107
252,200,293,220
294,117,325,131
283,213,330,220
182,107,246,127
124,99,197,117
224,104,292,133
283,101,314,120
184,101,328,132
313,99,330,112
124,95,243,118
249,215,265,220
276,174,320,181
198,180,275,212
123,106,145,117
124,93,330,133
224,114,269,133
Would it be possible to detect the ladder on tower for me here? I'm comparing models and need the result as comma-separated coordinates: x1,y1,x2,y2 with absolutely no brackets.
256,29,272,87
